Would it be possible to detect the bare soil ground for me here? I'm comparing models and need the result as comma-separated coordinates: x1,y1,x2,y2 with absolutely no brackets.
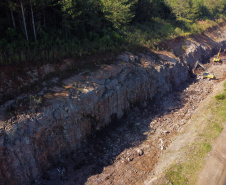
33,53,226,185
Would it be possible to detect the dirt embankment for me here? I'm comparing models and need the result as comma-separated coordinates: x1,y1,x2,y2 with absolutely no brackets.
0,23,226,185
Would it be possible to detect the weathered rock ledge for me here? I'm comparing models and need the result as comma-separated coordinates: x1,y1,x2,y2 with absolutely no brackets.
0,23,225,185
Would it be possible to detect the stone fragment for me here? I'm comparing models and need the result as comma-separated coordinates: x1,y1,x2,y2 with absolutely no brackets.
135,148,144,156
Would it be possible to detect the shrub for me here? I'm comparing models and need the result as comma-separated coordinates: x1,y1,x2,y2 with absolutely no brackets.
215,93,226,100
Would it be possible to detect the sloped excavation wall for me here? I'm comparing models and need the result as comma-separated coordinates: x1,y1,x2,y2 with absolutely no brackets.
0,23,225,184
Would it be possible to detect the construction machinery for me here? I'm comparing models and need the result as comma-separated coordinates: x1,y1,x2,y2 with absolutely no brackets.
213,48,221,62
192,60,215,79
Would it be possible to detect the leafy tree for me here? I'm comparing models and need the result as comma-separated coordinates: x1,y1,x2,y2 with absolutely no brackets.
101,0,137,28
75,0,103,35
203,0,225,16
134,0,153,22
164,0,191,19
0,0,226,65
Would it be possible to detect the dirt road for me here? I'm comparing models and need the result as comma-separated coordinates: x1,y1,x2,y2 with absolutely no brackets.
34,61,226,185
196,122,226,185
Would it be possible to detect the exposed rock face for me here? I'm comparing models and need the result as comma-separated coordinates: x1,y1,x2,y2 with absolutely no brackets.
182,23,226,68
0,53,189,185
0,23,225,185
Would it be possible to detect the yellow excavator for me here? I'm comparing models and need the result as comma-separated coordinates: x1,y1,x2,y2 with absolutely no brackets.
192,61,215,79
213,48,221,62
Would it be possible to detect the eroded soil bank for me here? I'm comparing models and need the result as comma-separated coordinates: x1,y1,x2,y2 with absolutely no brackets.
0,23,226,185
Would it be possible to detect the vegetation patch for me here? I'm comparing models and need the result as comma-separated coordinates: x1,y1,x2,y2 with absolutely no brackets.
215,93,226,100
166,165,188,185
0,0,225,65
165,82,226,185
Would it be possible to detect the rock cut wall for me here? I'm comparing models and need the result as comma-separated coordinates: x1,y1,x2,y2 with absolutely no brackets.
0,23,226,185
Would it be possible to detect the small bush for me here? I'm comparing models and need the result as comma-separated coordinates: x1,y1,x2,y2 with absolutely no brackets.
215,93,226,100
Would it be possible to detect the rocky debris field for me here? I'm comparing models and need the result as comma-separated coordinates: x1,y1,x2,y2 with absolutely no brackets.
33,63,226,185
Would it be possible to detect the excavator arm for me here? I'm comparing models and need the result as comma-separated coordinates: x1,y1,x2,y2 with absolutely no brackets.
217,48,221,58
192,61,207,73
192,61,215,79
213,48,221,62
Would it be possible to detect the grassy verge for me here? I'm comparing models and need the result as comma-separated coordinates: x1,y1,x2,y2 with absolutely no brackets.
165,82,226,185
125,17,225,50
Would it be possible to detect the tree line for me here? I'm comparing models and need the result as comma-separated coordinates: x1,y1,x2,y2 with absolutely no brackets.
0,0,225,65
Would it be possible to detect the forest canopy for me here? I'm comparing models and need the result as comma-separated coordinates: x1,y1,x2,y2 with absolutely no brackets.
0,0,225,65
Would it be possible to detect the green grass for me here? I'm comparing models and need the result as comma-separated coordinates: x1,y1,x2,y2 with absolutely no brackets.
165,82,226,185
215,93,225,100
166,165,188,185
124,17,225,51
215,82,226,100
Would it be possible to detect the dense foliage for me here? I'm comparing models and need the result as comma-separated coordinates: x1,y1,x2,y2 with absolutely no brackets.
0,0,225,65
